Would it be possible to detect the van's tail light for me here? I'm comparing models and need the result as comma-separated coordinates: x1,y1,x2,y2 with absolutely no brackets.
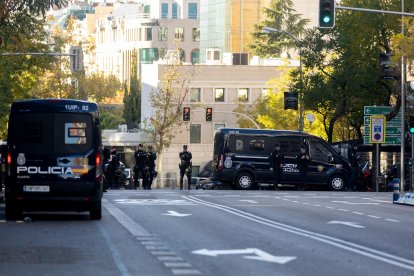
218,155,224,171
96,152,101,166
7,151,11,165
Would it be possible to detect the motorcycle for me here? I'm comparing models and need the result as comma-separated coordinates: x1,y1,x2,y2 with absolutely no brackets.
351,161,372,191
104,160,127,189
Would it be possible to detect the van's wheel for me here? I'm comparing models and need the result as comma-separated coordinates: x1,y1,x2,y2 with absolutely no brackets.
236,172,254,190
5,201,23,221
90,201,102,220
329,175,346,191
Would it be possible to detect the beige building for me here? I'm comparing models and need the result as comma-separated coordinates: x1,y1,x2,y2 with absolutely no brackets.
141,63,288,184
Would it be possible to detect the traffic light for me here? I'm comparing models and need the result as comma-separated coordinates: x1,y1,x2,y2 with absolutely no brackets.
319,0,335,28
69,46,83,72
206,107,213,121
409,115,414,133
183,107,191,121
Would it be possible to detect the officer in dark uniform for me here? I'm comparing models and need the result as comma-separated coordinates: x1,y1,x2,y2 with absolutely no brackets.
143,145,157,190
269,143,285,190
134,144,146,189
179,145,192,190
296,145,310,191
108,147,120,189
102,146,111,191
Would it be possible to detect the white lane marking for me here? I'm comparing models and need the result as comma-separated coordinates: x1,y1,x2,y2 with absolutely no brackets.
163,211,192,217
331,200,379,205
97,223,130,276
151,251,176,255
385,219,400,222
327,221,365,229
171,269,202,275
114,199,196,205
185,196,414,271
158,256,184,261
164,262,192,268
104,202,151,236
192,248,296,264
239,200,258,204
313,204,321,207
367,215,381,219
338,209,349,212
325,206,335,209
352,212,365,215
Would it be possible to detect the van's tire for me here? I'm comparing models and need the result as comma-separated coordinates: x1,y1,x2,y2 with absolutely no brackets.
328,175,346,191
90,201,102,220
5,201,23,221
235,172,254,190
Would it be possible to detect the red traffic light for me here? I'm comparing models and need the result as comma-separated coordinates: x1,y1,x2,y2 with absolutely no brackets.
183,107,191,121
206,107,213,121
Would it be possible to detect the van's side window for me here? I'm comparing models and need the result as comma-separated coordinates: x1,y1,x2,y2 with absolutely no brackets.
309,141,331,163
249,139,264,151
236,139,243,151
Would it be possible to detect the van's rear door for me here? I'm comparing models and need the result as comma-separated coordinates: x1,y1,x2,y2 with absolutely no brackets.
11,112,96,196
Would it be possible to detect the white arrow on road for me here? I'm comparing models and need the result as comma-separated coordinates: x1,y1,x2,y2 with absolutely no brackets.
239,200,258,204
162,211,192,217
192,248,296,264
327,221,365,228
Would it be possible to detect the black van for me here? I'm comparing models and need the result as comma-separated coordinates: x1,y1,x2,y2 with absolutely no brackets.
4,99,103,220
211,128,352,190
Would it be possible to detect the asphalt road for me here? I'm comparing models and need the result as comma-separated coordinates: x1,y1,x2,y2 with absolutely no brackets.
0,189,413,276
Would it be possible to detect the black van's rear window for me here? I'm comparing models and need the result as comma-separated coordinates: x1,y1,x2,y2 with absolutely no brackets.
13,113,93,154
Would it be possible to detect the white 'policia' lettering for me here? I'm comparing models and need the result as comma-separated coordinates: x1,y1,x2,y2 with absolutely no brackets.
17,166,74,175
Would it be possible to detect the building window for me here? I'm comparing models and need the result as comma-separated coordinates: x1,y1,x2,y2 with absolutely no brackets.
190,124,201,143
145,28,152,41
192,28,200,42
144,5,150,14
172,3,178,19
158,27,167,41
140,48,159,64
180,49,185,62
161,3,168,19
262,88,271,99
238,88,249,102
191,49,200,64
214,88,225,102
188,3,198,19
159,48,168,59
190,88,201,102
175,28,184,41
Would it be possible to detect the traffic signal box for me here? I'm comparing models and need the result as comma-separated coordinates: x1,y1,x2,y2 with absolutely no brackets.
319,0,335,28
183,107,191,121
410,115,414,133
206,107,213,121
284,92,298,110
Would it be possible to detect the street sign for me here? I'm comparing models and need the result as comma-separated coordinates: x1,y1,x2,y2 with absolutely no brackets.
364,106,400,115
370,116,386,143
364,136,401,145
364,126,402,136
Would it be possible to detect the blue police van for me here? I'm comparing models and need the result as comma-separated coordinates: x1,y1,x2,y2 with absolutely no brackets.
211,128,352,190
4,99,103,220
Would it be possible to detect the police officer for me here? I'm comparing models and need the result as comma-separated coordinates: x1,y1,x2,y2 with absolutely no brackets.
296,145,310,191
108,147,120,189
269,143,284,190
134,144,146,189
179,145,192,190
143,145,157,190
102,146,111,192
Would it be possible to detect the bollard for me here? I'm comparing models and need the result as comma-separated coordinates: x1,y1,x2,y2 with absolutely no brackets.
393,178,400,203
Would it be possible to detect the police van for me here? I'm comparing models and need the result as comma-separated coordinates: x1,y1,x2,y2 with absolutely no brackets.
4,99,103,220
211,128,352,190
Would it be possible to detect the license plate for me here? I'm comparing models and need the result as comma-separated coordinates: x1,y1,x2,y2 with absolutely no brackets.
23,185,50,192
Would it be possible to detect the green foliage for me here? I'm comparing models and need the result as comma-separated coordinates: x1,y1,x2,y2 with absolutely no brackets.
99,106,124,129
123,50,141,127
248,0,309,57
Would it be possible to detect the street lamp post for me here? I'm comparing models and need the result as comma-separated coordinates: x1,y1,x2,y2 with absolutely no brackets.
263,26,304,131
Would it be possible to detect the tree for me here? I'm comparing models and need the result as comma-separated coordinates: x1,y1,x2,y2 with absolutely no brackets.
123,50,141,127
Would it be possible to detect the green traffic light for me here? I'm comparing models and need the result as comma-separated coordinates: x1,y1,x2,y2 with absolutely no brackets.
323,15,331,23
410,127,414,133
